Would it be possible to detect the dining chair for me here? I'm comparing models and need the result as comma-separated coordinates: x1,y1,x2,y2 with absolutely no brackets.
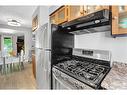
0,57,4,74
19,54,25,70
12,56,21,71
4,56,13,74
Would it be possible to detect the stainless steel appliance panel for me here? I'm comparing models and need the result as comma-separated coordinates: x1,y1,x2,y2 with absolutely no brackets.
35,23,52,89
52,67,93,89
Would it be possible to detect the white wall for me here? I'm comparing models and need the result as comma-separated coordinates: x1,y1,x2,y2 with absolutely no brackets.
75,31,127,63
24,30,32,61
12,35,17,54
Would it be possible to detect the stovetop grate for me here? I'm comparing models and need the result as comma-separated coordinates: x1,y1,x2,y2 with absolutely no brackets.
53,55,111,88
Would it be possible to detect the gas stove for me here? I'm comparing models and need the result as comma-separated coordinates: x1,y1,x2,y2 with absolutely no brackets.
52,49,111,89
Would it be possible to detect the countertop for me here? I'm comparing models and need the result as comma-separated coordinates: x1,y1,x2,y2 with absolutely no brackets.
101,61,127,89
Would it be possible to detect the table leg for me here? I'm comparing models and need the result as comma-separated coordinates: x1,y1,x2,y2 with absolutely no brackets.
3,57,6,75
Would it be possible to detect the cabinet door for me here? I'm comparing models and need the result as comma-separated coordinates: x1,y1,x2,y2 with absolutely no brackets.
50,13,58,24
57,6,68,24
112,6,127,35
85,5,97,14
68,5,84,21
84,5,109,15
95,5,109,11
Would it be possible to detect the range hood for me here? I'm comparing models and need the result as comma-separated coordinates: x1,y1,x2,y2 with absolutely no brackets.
59,9,111,35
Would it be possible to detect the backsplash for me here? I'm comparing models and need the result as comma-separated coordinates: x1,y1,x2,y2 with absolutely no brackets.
75,31,127,63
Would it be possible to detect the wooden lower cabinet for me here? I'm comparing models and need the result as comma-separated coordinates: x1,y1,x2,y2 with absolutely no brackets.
32,54,36,78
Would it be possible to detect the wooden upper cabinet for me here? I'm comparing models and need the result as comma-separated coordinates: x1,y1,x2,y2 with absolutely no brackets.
49,5,110,25
95,5,109,10
112,6,127,35
50,6,68,24
84,6,97,14
57,6,68,24
32,15,38,31
68,5,84,21
84,5,109,15
50,13,58,24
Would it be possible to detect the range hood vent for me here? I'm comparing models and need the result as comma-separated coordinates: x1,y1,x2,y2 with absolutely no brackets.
59,9,111,35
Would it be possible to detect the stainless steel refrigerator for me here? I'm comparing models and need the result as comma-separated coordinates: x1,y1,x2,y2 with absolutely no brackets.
35,23,51,89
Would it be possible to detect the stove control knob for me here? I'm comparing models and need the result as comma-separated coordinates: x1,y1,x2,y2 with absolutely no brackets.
79,85,84,89
74,82,79,88
74,82,84,89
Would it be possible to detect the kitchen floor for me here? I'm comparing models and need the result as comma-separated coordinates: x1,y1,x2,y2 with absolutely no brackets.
0,63,36,89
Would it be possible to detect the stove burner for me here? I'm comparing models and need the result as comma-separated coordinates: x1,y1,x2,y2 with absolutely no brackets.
56,59,108,84
53,50,111,89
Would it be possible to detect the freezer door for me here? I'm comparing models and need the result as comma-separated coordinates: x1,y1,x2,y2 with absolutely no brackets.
43,50,51,71
36,49,44,89
43,50,51,89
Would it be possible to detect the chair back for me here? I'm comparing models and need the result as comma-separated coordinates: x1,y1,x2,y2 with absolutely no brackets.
5,57,13,64
0,57,3,65
12,57,20,63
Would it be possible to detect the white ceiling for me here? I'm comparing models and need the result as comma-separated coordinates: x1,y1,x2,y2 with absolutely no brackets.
0,6,37,35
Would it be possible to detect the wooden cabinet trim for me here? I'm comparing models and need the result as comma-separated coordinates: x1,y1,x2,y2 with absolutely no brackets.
111,6,119,35
118,28,127,34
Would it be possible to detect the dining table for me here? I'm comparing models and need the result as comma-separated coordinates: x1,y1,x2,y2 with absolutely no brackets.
2,56,21,74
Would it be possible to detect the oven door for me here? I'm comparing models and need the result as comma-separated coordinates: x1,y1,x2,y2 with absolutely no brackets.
52,67,94,90
53,73,69,89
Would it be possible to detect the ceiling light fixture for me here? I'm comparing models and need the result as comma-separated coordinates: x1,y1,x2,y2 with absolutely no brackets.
8,19,21,26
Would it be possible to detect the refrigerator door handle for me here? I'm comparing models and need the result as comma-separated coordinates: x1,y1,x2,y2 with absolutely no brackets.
45,49,51,51
49,52,51,63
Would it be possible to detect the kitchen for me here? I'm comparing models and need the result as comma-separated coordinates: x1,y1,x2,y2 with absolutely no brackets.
0,5,127,90
33,5,127,90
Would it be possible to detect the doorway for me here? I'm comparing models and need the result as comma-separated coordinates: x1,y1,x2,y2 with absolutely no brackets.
17,36,24,55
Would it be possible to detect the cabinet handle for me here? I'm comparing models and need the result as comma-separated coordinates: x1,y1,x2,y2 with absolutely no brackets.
80,12,84,14
112,16,118,20
84,10,87,13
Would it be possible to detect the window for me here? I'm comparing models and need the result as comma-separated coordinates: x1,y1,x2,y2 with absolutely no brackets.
4,37,13,56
